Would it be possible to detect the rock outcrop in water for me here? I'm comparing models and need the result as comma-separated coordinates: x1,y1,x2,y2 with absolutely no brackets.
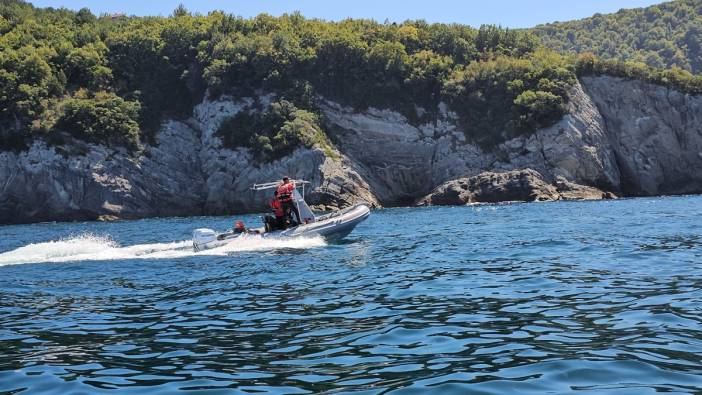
0,75,700,224
418,169,560,205
417,169,615,205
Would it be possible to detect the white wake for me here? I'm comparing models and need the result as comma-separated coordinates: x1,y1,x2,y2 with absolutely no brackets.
0,233,326,266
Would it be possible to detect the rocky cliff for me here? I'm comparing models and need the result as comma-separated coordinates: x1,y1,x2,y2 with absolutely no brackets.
0,96,377,224
322,78,621,205
1,75,700,224
580,76,702,196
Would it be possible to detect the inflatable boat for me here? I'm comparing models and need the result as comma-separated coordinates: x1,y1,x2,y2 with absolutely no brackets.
192,180,370,252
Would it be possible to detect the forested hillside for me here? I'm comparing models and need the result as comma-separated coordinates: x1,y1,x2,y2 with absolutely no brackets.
1,0,701,157
532,0,702,73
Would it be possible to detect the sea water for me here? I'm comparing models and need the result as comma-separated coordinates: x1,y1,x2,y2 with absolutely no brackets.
0,196,701,394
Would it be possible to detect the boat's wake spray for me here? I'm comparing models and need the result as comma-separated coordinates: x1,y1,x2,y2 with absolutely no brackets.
0,233,326,266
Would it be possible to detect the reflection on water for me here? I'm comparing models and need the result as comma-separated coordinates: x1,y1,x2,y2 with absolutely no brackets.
1,196,702,394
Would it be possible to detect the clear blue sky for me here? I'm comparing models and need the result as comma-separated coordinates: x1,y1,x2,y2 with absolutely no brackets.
31,0,664,28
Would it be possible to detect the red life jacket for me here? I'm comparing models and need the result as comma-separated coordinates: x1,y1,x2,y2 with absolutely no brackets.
270,198,284,217
276,182,295,202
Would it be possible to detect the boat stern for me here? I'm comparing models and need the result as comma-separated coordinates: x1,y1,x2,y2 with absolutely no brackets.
192,228,217,252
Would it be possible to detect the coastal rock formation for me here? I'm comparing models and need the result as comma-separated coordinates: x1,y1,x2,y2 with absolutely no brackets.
0,76,700,224
0,130,206,223
554,177,617,200
0,97,378,224
188,96,378,215
321,80,621,205
418,169,560,205
417,169,614,206
580,76,702,196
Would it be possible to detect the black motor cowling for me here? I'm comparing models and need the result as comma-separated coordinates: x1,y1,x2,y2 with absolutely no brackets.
263,215,275,232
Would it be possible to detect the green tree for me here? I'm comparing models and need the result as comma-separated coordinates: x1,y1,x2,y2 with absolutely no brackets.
405,50,453,115
532,0,702,73
55,91,141,150
172,4,189,18
75,7,95,25
514,90,565,129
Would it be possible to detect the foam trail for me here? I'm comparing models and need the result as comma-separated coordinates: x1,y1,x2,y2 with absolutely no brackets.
205,233,327,254
0,233,326,266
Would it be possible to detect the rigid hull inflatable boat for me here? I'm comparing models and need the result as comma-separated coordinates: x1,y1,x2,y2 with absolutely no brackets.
192,180,370,251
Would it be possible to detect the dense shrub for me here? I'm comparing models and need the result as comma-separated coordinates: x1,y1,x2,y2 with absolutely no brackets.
217,100,332,161
54,91,141,149
576,52,702,95
443,49,574,146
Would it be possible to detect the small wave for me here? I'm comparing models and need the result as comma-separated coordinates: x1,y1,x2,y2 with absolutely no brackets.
0,233,326,266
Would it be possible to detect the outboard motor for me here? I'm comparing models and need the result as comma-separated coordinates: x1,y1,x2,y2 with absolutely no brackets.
263,215,274,232
192,228,216,252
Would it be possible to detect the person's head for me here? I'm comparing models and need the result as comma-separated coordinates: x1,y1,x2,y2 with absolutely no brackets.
235,220,245,230
282,176,289,184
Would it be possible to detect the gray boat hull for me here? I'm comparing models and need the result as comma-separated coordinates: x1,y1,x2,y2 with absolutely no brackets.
193,204,370,252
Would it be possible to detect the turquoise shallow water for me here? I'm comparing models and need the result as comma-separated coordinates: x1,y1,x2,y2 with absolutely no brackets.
1,196,701,394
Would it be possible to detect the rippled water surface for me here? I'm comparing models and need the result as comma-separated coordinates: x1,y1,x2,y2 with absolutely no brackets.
1,196,702,394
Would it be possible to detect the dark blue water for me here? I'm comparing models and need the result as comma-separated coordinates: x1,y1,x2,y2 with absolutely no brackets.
1,196,701,394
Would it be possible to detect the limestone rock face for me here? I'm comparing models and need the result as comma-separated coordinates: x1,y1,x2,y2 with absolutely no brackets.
496,80,621,190
321,81,621,205
188,95,379,215
321,101,443,204
580,76,702,196
0,96,378,224
0,123,206,224
0,76,700,224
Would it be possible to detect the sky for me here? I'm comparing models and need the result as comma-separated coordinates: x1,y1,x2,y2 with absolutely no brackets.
30,0,665,28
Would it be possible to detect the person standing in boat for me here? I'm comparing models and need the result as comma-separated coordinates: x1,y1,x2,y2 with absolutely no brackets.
277,176,301,226
269,190,286,230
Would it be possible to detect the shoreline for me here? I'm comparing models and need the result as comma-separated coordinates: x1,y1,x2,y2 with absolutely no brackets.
1,193,695,228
